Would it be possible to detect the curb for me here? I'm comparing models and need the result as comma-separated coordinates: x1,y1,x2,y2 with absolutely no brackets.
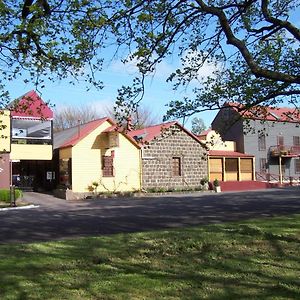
0,205,40,212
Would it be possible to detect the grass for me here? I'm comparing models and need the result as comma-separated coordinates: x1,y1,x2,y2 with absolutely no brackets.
0,214,300,299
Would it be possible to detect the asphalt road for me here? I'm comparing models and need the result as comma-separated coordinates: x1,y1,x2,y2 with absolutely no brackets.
1,187,300,244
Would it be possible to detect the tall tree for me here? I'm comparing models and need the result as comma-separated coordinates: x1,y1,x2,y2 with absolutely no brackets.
53,105,104,132
191,117,206,135
0,1,299,121
53,103,160,132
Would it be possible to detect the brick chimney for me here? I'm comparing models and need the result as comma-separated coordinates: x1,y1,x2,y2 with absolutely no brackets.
126,116,133,132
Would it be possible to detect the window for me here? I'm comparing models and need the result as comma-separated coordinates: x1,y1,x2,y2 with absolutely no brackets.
260,158,267,173
277,135,284,146
172,157,181,176
11,118,52,144
102,155,114,177
295,159,300,174
59,158,72,186
258,134,266,151
293,136,300,146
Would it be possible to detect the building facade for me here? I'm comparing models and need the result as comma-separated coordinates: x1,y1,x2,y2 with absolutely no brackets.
128,122,208,190
199,129,255,182
212,103,300,182
53,118,141,199
0,91,53,190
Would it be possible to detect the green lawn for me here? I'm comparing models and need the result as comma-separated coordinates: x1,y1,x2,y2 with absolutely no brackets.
0,215,300,300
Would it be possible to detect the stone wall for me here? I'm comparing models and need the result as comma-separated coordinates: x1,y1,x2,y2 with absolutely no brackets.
142,125,208,190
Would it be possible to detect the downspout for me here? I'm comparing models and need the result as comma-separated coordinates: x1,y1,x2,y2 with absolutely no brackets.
252,157,255,181
139,147,143,191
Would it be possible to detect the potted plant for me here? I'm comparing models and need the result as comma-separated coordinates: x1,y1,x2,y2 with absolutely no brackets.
213,179,221,193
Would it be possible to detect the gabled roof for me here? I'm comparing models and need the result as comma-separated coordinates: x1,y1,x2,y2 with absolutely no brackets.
54,118,112,149
9,90,53,119
127,121,203,145
225,102,300,123
54,118,141,150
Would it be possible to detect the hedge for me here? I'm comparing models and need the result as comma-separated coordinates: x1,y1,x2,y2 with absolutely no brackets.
0,189,23,203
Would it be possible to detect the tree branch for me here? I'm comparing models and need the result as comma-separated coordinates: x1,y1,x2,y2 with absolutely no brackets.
261,0,300,41
195,0,300,84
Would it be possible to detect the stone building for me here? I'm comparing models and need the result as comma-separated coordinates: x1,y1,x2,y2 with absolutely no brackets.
127,121,208,190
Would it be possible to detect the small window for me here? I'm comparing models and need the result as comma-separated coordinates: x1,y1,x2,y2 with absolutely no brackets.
172,157,181,176
277,136,284,146
258,134,266,151
260,158,267,173
295,159,300,174
293,136,300,146
102,155,114,177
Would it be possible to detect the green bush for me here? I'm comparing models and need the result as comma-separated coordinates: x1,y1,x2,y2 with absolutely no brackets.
0,189,23,203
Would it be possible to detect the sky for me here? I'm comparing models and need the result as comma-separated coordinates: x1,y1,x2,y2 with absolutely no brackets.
5,5,298,131
5,52,218,131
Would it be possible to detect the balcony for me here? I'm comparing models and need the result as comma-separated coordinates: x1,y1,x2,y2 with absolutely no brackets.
269,145,300,157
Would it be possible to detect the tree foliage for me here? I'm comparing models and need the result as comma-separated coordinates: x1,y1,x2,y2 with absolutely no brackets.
0,0,299,120
191,117,207,135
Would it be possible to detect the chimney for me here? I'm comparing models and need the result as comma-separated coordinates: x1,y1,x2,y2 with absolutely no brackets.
126,116,133,132
77,119,81,138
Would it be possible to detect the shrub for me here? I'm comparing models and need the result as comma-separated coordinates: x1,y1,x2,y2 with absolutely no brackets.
200,177,209,185
0,189,23,203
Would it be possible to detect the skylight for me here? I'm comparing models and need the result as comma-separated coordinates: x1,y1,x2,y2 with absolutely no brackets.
269,112,280,120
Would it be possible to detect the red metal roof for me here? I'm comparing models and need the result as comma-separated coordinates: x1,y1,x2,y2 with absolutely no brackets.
127,121,202,145
10,90,53,119
226,102,300,123
127,121,177,143
209,150,254,158
60,118,111,148
57,118,140,149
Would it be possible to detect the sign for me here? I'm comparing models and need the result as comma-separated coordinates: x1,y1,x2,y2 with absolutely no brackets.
46,171,53,180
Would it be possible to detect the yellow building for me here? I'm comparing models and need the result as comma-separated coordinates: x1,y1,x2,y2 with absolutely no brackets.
54,118,141,199
0,91,53,189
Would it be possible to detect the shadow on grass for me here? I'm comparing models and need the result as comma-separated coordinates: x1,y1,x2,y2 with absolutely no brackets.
0,214,300,299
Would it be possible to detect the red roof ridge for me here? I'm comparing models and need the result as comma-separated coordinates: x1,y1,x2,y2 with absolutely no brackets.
127,120,204,145
60,117,113,148
224,102,300,123
10,90,53,119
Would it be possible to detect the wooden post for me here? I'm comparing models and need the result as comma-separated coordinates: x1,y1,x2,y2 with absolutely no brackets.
238,157,241,181
222,157,226,181
279,156,283,185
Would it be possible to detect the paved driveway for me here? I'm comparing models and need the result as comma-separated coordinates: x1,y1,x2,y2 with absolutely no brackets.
1,187,300,244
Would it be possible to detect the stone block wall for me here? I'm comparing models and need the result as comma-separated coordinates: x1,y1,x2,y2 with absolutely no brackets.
141,125,208,190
